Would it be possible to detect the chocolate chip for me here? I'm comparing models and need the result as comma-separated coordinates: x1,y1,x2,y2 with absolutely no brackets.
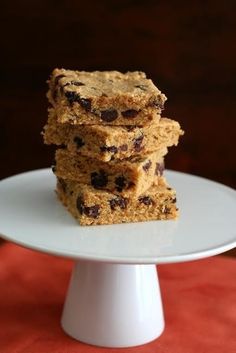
138,196,153,205
91,170,108,189
65,91,91,111
76,196,84,214
172,197,176,203
133,135,144,152
167,187,172,190
121,109,139,118
100,145,118,153
76,197,100,218
109,196,128,210
115,176,127,192
119,144,128,152
135,84,147,91
101,109,118,122
52,165,56,173
155,162,165,176
74,136,85,149
65,91,80,104
143,160,152,172
79,98,91,111
84,205,100,218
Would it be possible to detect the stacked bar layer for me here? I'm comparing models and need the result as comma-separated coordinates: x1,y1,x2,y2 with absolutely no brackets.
56,177,178,226
44,68,183,226
47,69,167,125
54,148,166,196
43,109,183,161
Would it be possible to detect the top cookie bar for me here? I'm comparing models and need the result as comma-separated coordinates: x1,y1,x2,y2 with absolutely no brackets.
47,68,167,126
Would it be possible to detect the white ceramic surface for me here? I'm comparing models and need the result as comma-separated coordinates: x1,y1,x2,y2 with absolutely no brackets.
61,262,164,348
0,168,235,264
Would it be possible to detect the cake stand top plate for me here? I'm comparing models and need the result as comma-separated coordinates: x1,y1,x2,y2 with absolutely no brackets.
0,169,235,264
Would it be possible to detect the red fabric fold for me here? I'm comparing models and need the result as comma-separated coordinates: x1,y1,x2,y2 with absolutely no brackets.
0,242,235,353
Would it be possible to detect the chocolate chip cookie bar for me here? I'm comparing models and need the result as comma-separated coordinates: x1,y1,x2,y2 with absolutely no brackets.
43,109,183,162
56,177,178,226
54,148,167,196
47,68,167,126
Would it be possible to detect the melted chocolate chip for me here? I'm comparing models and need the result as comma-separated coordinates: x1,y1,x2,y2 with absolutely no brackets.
142,160,152,172
138,196,153,205
80,98,91,111
167,187,172,190
172,197,177,203
133,135,144,152
65,91,91,111
115,176,127,192
74,136,85,149
84,205,100,218
121,109,139,118
155,162,165,176
101,109,118,122
91,170,108,189
77,197,100,218
135,84,147,91
119,144,128,152
65,91,80,105
100,145,118,153
109,196,128,210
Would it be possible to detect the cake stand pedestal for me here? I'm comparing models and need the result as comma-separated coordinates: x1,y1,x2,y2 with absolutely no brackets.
0,169,235,348
62,262,163,347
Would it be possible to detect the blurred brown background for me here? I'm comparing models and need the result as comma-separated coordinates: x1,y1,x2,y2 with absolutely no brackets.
0,1,235,254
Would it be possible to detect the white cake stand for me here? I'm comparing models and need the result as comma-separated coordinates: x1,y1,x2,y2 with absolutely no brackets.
0,169,235,348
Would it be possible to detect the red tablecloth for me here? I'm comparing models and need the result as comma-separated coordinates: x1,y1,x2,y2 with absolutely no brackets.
0,242,235,353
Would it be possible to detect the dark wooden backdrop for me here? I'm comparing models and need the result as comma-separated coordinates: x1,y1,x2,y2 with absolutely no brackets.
0,1,235,252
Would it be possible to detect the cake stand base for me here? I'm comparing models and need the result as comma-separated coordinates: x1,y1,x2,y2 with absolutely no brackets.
61,261,164,348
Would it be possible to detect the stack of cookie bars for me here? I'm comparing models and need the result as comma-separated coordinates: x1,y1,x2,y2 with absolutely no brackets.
43,69,183,225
